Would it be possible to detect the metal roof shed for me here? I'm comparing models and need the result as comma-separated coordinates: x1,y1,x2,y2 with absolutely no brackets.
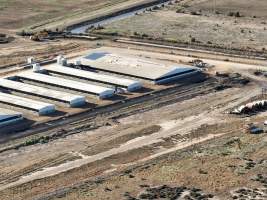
0,108,23,127
45,65,142,92
17,72,114,99
81,52,198,84
0,78,86,107
0,92,55,115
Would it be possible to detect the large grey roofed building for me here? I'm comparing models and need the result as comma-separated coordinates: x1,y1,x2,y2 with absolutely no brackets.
80,51,198,84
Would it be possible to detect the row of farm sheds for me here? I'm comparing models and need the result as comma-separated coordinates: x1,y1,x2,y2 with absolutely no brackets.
0,63,143,127
0,51,199,127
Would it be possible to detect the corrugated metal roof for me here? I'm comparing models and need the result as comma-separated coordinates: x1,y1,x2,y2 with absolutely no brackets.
18,72,115,98
45,65,142,89
81,51,196,80
0,78,85,105
0,92,55,112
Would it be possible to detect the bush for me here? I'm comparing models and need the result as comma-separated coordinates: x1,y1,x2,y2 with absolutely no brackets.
142,33,149,38
191,37,196,43
16,30,33,36
235,12,241,17
228,11,241,17
228,11,234,17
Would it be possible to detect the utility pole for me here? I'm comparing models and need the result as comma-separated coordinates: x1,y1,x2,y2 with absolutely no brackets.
213,0,217,14
262,87,267,98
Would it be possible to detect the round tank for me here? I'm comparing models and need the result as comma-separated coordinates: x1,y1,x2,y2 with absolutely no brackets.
27,57,34,64
32,63,41,72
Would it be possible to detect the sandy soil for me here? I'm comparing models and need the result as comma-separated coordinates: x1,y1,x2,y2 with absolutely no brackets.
60,130,267,200
93,0,267,51
0,0,132,30
0,0,159,32
189,0,267,18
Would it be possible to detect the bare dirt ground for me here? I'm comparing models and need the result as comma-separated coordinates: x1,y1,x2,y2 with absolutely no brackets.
0,0,156,32
51,128,267,200
0,40,85,68
93,0,267,52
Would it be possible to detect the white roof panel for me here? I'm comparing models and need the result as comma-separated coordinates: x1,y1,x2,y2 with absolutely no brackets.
81,52,196,80
46,65,142,89
0,78,85,105
0,92,55,112
18,72,114,98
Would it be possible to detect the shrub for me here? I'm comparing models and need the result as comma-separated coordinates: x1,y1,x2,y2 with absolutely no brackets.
191,37,196,43
142,33,149,38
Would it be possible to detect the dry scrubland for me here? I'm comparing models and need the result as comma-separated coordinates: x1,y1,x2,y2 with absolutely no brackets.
0,0,134,30
53,132,267,200
93,0,267,51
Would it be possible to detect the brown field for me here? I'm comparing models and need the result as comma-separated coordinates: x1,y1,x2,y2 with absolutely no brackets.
189,0,267,17
0,0,147,31
92,0,267,51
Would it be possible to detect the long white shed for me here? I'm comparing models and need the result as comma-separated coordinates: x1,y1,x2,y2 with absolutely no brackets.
0,92,55,115
0,78,86,107
17,72,114,99
45,65,142,92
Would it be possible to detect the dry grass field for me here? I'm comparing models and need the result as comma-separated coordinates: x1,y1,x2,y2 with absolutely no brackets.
92,0,267,51
0,0,143,31
189,0,267,18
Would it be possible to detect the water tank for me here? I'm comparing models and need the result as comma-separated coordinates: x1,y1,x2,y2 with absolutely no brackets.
57,55,68,66
57,55,64,65
32,63,41,72
61,58,68,66
27,57,34,64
